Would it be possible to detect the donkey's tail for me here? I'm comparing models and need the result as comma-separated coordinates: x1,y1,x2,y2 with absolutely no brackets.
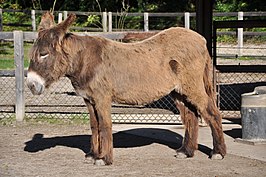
203,51,215,99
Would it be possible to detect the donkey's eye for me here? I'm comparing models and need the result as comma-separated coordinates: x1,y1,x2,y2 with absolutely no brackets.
40,53,49,59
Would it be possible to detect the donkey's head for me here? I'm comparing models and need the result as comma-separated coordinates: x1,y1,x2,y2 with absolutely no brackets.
27,12,76,95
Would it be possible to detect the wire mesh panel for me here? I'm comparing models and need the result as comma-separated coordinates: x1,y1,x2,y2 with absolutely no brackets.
0,40,15,119
25,77,86,118
217,72,266,118
0,76,16,119
0,31,183,124
213,19,266,119
215,43,266,118
24,76,182,123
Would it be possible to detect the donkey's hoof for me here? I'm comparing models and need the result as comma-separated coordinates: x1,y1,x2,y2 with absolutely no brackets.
210,153,224,160
175,152,188,159
94,159,106,166
85,152,93,158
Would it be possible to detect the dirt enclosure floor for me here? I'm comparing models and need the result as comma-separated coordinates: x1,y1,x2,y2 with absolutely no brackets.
0,123,266,177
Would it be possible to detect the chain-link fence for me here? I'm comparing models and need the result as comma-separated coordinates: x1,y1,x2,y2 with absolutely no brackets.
0,31,183,124
24,76,181,123
0,40,15,119
217,72,266,118
0,75,181,123
1,30,266,123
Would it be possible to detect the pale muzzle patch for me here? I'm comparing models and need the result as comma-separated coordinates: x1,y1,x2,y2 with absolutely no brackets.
27,71,46,95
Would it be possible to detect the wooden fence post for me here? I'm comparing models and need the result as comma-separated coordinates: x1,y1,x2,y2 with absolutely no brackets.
31,10,36,31
108,12,112,32
0,9,3,31
58,13,63,23
238,11,243,56
184,12,190,29
14,31,25,122
102,12,107,32
144,12,149,31
63,11,68,20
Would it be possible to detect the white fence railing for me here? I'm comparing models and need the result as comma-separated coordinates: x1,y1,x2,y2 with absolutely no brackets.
1,10,266,56
1,9,266,31
26,11,266,32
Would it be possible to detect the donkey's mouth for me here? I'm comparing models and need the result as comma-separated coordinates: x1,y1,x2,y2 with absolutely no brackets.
27,80,44,95
27,71,45,95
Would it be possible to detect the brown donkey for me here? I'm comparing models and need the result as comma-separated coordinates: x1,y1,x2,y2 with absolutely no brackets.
27,12,226,165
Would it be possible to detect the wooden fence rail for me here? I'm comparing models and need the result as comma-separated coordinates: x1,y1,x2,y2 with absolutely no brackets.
1,9,266,57
1,9,266,32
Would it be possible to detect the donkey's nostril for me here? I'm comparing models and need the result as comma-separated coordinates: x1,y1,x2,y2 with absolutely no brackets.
28,82,35,90
27,80,44,95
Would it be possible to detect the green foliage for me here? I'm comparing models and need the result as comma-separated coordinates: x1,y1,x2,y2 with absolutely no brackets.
121,16,142,30
215,0,265,12
1,2,32,31
2,0,266,14
217,35,236,44
84,15,102,28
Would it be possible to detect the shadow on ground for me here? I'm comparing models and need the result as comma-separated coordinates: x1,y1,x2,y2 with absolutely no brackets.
224,128,242,139
24,128,212,156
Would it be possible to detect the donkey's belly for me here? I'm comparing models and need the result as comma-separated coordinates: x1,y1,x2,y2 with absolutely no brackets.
112,75,180,105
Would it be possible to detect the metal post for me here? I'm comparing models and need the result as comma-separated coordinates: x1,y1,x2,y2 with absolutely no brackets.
31,10,36,31
144,12,149,31
14,31,25,122
108,12,112,32
238,11,244,56
102,12,107,32
58,13,63,23
184,12,190,29
196,0,214,56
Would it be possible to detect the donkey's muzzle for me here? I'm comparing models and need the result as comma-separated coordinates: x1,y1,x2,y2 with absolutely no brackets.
27,71,45,95
27,80,44,95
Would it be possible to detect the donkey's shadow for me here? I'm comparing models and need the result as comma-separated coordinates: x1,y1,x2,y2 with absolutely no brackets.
24,128,211,156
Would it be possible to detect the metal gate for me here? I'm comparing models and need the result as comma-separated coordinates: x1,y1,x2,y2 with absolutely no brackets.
213,20,266,118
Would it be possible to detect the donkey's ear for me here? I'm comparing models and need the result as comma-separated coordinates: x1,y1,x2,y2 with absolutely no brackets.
56,13,76,34
38,11,55,31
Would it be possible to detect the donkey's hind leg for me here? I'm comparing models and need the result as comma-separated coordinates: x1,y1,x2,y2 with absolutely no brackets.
174,100,199,158
200,98,226,159
184,91,226,159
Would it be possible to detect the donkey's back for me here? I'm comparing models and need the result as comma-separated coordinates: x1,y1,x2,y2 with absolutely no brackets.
94,27,209,105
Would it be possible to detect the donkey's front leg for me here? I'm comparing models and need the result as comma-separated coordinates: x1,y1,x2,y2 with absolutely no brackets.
85,97,113,165
84,100,99,160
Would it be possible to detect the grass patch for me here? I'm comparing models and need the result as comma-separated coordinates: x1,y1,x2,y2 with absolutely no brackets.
0,59,30,70
0,115,16,126
0,113,90,126
24,113,90,125
0,42,32,70
237,56,254,60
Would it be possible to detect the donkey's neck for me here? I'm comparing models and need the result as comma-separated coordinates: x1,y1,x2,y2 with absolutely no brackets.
62,34,88,72
63,34,106,89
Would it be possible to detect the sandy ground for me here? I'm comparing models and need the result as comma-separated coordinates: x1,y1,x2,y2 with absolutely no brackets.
0,44,266,176
0,123,266,177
